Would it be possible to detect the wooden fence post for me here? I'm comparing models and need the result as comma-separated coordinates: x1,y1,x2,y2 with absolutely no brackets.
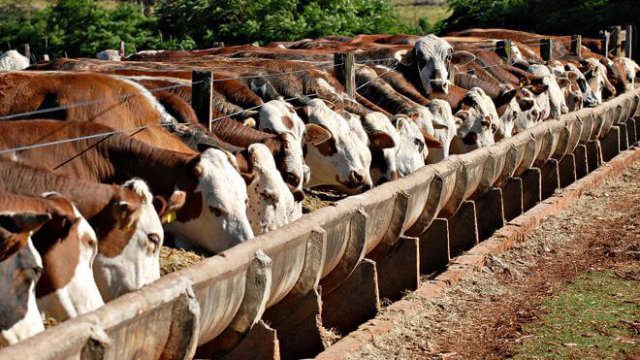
600,30,610,56
609,26,622,57
334,52,355,98
119,41,126,57
497,39,513,64
212,41,225,48
571,35,582,58
625,25,633,58
540,38,553,61
192,71,214,130
22,44,30,64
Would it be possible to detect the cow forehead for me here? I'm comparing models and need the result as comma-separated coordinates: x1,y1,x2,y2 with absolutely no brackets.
414,35,452,58
199,149,248,206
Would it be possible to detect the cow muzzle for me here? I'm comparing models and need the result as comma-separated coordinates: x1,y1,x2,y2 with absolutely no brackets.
430,79,450,94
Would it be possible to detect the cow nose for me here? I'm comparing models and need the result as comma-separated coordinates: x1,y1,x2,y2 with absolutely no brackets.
463,132,479,145
531,109,539,120
292,189,305,202
430,79,447,92
349,170,365,187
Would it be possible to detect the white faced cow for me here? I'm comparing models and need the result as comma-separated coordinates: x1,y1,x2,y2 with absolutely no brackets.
451,88,498,154
302,99,373,193
0,50,29,72
528,64,568,118
245,143,298,235
413,35,454,94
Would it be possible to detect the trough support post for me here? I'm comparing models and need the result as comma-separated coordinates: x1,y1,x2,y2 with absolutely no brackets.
217,321,280,360
601,126,621,162
520,168,542,211
609,26,622,57
618,120,629,151
502,177,523,221
558,154,577,188
625,25,633,58
474,187,505,242
447,200,478,258
626,118,637,145
600,31,610,57
540,159,560,200
586,140,603,172
376,236,420,301
22,43,30,64
321,259,379,335
571,35,582,58
574,144,589,179
540,38,553,62
334,52,356,98
419,218,450,275
192,70,214,130
635,115,640,144
263,228,327,360
264,288,323,360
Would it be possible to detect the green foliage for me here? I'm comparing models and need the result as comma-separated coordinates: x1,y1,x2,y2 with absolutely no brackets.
441,0,639,37
0,0,193,58
156,0,407,46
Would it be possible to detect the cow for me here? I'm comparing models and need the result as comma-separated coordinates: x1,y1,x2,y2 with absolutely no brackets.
0,50,29,72
0,120,253,254
0,160,169,302
450,88,498,153
29,192,103,322
96,50,122,61
583,58,617,107
613,57,639,92
527,64,568,118
300,99,373,193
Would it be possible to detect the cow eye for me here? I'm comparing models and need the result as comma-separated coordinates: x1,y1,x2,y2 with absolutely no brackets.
208,206,224,217
414,138,425,152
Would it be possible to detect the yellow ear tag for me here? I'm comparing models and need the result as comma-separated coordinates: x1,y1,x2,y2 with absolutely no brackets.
165,212,176,224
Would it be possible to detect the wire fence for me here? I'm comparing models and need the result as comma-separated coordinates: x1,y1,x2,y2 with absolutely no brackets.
0,34,621,154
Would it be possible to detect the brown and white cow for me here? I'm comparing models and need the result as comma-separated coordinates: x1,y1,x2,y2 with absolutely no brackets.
0,160,167,301
30,192,103,321
0,191,50,346
451,88,499,154
0,120,253,253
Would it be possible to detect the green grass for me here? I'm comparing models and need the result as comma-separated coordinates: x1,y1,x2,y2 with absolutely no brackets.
512,264,640,360
393,2,451,31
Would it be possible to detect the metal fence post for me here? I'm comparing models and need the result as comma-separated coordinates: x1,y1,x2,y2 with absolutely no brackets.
625,25,633,58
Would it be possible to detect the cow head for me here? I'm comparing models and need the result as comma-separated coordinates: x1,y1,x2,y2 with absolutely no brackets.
496,95,521,141
0,214,47,347
245,144,297,235
343,111,401,185
302,99,373,194
425,99,457,163
528,64,568,118
451,88,498,154
582,58,616,106
167,148,254,253
33,193,103,322
615,57,639,92
514,87,543,134
408,35,453,94
259,100,328,200
92,179,163,302
557,71,584,112
391,115,427,177
0,50,30,72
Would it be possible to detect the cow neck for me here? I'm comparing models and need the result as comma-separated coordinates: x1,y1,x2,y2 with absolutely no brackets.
100,135,196,196
0,161,119,220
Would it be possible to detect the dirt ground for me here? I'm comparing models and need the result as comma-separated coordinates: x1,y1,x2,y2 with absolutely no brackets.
352,162,640,360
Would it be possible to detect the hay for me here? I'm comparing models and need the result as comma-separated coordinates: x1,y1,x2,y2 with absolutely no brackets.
302,188,349,213
160,246,205,275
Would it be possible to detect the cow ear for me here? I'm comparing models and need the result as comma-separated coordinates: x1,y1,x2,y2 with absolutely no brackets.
305,124,332,145
395,49,414,65
527,84,548,95
241,171,258,186
557,77,571,88
495,88,518,107
243,118,257,128
116,200,138,229
193,164,204,177
455,110,469,123
567,70,578,80
9,213,52,233
368,130,396,150
152,196,168,217
420,128,442,148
